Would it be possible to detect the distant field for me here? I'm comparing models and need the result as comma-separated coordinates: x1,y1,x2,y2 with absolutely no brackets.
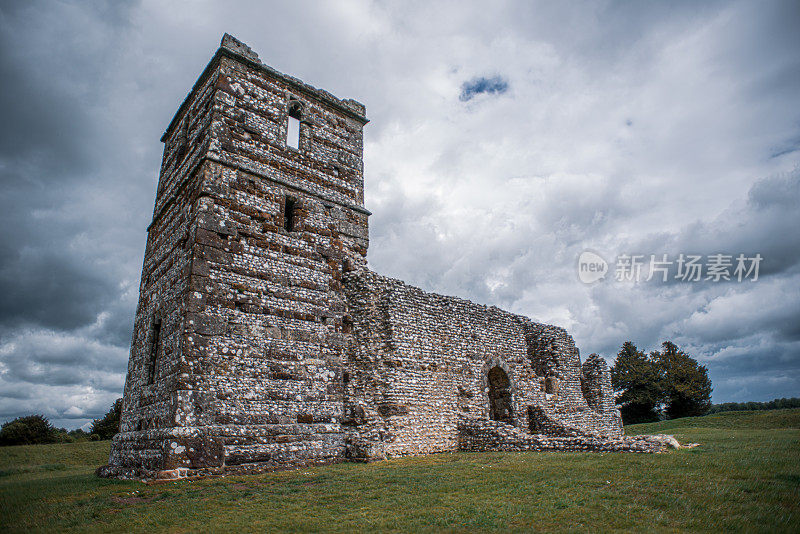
1,409,798,533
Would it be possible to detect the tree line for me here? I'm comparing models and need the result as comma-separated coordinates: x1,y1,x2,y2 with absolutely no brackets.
708,397,800,413
0,398,121,446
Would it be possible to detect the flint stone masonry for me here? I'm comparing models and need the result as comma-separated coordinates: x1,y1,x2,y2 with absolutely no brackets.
98,34,676,480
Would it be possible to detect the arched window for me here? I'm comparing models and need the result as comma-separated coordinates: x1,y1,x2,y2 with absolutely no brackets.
488,366,513,423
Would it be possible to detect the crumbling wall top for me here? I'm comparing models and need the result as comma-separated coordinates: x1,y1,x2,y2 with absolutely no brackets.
220,33,259,62
160,33,368,143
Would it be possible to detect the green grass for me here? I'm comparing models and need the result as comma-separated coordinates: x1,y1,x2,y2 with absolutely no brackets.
1,409,798,533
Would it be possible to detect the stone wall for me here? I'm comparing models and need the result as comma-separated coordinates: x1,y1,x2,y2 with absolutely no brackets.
458,418,673,454
339,269,624,462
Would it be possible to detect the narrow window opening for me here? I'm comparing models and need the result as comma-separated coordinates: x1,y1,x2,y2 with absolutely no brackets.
544,376,559,396
284,198,296,232
175,120,189,162
342,372,350,384
287,115,300,149
342,316,353,334
332,166,340,177
147,317,162,384
287,100,304,150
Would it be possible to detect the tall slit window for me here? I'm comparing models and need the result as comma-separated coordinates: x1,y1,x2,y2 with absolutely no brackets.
175,120,188,162
287,109,301,150
147,317,162,385
284,197,296,232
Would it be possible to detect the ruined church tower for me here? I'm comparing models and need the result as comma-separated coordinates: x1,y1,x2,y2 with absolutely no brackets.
105,34,370,475
102,35,670,480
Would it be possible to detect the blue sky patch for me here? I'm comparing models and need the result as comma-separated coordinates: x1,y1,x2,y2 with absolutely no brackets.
459,75,509,101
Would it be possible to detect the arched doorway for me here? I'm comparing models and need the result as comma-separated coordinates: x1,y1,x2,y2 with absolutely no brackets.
488,366,513,423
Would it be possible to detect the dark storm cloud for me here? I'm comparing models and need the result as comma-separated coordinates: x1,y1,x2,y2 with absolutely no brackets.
459,76,508,101
0,2,137,334
0,43,88,176
0,1,138,176
586,181,800,399
0,1,145,428
627,169,800,284
0,246,119,331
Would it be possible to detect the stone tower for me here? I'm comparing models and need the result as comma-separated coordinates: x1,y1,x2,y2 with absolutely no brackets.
104,34,370,477
101,35,671,479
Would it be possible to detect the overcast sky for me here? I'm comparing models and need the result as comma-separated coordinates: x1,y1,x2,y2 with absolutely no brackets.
1,0,798,429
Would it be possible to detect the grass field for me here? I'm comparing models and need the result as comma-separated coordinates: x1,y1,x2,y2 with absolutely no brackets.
1,409,798,533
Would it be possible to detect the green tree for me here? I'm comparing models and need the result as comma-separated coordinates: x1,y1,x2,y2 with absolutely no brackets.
0,415,59,446
653,341,712,419
610,342,663,424
90,398,122,440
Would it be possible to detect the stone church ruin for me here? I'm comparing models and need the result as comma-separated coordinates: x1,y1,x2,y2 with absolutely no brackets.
99,35,675,480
